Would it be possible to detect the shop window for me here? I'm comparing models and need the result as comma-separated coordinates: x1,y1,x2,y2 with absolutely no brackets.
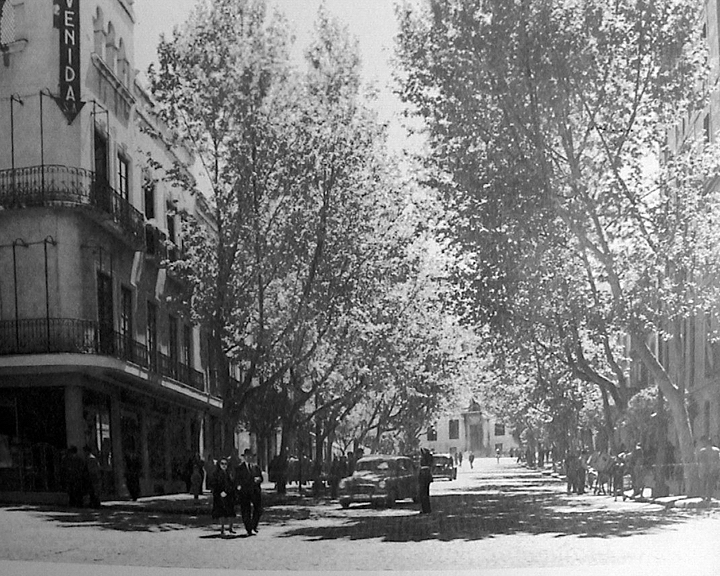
494,422,506,436
449,419,459,440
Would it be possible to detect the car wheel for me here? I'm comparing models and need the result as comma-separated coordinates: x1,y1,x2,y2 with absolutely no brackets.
340,499,350,509
386,490,397,507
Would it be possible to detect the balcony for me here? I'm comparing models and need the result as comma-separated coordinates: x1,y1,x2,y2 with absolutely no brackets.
145,223,168,260
0,165,145,248
0,318,207,394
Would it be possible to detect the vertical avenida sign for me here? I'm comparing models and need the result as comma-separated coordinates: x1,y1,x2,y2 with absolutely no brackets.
57,0,83,123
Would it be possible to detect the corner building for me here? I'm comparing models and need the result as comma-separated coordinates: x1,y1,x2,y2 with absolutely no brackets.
0,0,226,502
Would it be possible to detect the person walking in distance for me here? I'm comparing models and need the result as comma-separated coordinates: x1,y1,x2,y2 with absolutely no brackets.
237,449,263,535
468,451,475,469
61,445,86,507
418,448,433,514
629,443,645,498
211,458,236,536
83,445,102,508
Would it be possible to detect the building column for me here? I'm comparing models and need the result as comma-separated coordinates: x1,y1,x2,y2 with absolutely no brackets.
198,413,206,460
198,413,207,491
64,384,84,449
110,396,129,497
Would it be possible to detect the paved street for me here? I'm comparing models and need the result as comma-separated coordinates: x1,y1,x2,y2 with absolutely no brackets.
1,458,719,576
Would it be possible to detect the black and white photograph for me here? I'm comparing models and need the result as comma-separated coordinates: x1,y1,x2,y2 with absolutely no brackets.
1,1,720,575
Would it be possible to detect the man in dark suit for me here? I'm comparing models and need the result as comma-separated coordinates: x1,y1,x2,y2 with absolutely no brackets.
236,448,263,535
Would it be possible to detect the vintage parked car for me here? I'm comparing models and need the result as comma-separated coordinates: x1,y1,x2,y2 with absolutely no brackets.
432,453,457,481
338,455,418,508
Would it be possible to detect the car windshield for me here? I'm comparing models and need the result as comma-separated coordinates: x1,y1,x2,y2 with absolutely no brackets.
433,456,451,465
356,459,391,472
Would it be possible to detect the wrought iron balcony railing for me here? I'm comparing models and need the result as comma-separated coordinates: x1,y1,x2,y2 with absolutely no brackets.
145,223,168,260
145,223,185,265
0,165,145,247
0,318,206,393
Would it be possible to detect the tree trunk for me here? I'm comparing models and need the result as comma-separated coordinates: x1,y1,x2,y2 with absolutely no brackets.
632,337,699,495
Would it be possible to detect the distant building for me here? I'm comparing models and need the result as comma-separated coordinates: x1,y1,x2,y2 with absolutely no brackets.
0,0,229,501
420,400,519,457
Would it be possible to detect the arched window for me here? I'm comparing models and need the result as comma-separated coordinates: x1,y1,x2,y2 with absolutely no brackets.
0,0,16,48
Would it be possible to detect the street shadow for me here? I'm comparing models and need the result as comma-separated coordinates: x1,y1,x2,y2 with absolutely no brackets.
0,504,210,533
276,481,692,543
0,498,329,534
0,473,701,542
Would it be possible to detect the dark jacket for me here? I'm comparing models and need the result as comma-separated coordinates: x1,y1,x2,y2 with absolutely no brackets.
236,461,263,494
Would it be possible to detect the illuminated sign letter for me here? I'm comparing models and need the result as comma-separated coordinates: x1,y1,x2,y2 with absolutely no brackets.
57,0,84,123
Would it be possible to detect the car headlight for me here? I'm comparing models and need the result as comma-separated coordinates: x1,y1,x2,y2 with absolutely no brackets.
339,479,348,490
378,480,386,489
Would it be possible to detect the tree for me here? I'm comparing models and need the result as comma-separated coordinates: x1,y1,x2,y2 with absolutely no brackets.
396,0,720,492
148,0,294,450
151,1,425,463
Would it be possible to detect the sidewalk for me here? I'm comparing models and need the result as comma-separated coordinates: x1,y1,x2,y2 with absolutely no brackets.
541,463,720,510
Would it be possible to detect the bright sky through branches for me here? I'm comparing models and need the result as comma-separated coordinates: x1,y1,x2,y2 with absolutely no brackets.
134,0,415,152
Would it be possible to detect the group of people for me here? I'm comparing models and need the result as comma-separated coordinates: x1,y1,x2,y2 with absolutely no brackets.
61,445,103,508
451,451,474,468
565,444,644,498
211,448,264,537
564,438,720,502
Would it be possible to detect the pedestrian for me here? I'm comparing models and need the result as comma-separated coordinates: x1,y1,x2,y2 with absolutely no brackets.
496,447,501,464
61,445,86,507
577,449,588,494
565,450,578,494
458,451,463,467
191,463,203,500
83,445,102,508
236,448,263,535
418,448,433,514
329,456,341,499
468,451,475,469
211,458,236,536
629,443,645,498
125,451,142,501
696,436,720,502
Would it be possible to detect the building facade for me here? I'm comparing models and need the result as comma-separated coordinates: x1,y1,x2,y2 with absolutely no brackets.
420,400,519,458
0,0,227,502
651,1,720,448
